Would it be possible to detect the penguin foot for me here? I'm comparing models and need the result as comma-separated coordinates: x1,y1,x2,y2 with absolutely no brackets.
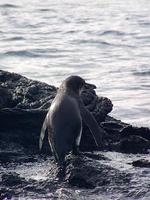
56,164,66,180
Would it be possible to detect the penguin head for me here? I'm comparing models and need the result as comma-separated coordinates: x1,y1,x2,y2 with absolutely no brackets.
62,76,85,95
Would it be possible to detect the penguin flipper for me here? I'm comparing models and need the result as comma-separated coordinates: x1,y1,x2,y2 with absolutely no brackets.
79,100,106,147
39,115,48,151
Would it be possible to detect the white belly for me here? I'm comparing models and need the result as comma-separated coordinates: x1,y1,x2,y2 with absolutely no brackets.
76,122,82,146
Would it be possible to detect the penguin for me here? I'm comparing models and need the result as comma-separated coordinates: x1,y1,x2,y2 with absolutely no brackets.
39,76,104,165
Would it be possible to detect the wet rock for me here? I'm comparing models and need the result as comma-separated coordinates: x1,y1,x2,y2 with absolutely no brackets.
118,125,150,153
0,188,14,200
120,125,150,141
0,151,37,164
64,153,131,190
1,172,26,186
119,135,150,153
0,87,12,108
132,159,150,168
83,152,110,161
65,155,96,189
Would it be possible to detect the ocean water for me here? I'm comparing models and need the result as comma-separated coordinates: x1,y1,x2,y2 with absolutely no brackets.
0,0,150,127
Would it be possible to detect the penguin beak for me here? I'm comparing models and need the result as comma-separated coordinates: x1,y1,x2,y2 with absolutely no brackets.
84,82,96,90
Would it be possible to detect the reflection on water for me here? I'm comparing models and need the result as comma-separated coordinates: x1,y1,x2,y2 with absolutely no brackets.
0,0,150,127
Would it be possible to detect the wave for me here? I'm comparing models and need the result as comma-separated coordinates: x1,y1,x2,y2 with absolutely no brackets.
100,30,126,36
0,4,19,8
74,39,117,47
133,71,150,76
5,36,25,41
38,8,56,13
3,49,67,58
4,50,40,58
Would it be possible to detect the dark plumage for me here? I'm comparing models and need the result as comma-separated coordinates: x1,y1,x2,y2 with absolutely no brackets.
39,76,104,165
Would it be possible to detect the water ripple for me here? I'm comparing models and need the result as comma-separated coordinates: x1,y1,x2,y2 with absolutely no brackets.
133,71,150,76
0,4,19,8
100,30,126,36
4,50,40,58
4,36,26,41
37,8,56,13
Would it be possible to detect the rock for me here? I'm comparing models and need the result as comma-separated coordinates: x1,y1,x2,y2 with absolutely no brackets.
0,188,14,200
132,159,150,168
1,172,26,186
120,125,150,141
81,89,113,121
0,87,12,108
119,135,150,153
64,153,131,189
65,155,96,189
0,151,37,163
0,70,57,109
0,70,113,153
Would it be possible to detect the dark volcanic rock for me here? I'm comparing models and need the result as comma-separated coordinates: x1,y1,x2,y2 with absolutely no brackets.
120,125,150,141
0,70,113,116
65,156,98,189
64,153,131,189
119,135,150,153
132,159,150,168
0,70,113,153
81,89,113,122
0,70,56,109
0,87,12,109
1,172,26,186
118,125,150,153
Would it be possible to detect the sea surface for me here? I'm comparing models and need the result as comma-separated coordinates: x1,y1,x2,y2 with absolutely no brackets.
0,0,150,127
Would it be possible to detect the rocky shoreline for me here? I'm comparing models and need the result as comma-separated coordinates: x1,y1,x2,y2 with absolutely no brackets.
0,70,150,199
0,70,150,154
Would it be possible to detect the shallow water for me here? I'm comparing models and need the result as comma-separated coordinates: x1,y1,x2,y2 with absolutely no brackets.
0,0,150,127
